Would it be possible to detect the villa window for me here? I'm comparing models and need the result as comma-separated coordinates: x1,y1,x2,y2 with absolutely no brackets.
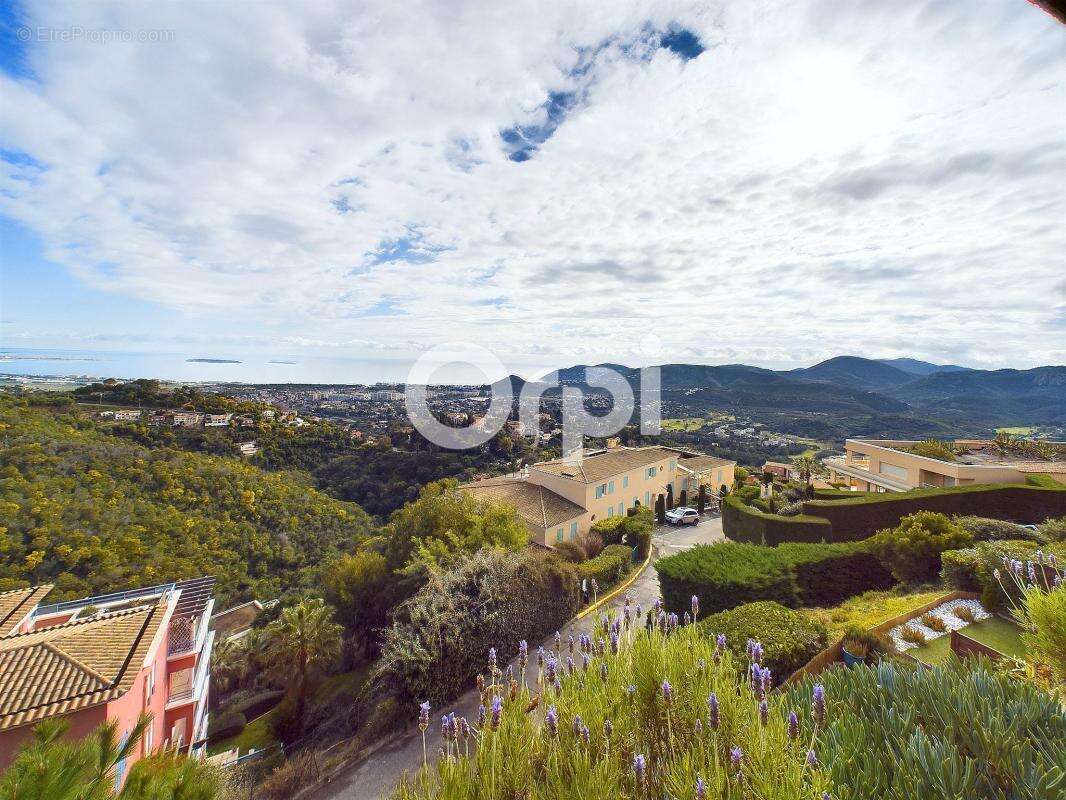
595,484,607,498
669,459,677,470
646,466,657,478
608,507,614,518
556,528,563,543
570,521,578,539
622,476,629,489
608,480,615,494
618,502,623,516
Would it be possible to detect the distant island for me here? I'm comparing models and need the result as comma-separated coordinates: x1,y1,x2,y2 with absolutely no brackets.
269,360,298,365
186,358,241,364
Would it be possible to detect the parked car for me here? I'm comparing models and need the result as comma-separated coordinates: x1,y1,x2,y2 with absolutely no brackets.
665,507,700,526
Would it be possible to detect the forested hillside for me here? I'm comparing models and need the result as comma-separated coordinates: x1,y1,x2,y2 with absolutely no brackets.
0,398,374,605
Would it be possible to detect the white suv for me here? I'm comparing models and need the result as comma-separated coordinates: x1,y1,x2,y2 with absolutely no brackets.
665,507,700,526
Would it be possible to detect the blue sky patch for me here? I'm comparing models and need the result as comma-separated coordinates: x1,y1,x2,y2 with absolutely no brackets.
660,28,704,60
500,90,580,162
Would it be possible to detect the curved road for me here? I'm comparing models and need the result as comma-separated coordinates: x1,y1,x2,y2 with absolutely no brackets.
312,516,723,800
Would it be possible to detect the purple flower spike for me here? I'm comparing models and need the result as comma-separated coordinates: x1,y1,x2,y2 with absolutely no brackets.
708,692,719,729
753,642,764,663
581,653,590,673
662,679,673,705
730,746,743,767
567,634,575,654
603,718,613,738
696,776,707,800
807,749,819,768
418,701,430,730
488,647,497,672
684,611,692,626
537,646,545,668
633,753,647,783
600,661,608,681
546,656,558,684
759,698,769,726
691,595,700,618
566,655,575,675
477,705,486,727
694,717,703,735
490,695,502,730
812,683,826,725
572,714,583,737
636,603,643,618
654,598,663,615
554,631,562,650
580,724,590,746
787,710,799,739
458,716,470,740
545,705,558,738
610,631,620,654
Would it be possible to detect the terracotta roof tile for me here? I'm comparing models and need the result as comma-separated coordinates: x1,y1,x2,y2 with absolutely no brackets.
0,596,169,731
532,447,677,483
0,586,54,637
461,477,585,529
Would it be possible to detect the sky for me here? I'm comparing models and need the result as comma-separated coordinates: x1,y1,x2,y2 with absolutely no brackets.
1,0,1065,380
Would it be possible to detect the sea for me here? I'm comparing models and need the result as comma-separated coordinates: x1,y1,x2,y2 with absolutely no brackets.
0,347,554,386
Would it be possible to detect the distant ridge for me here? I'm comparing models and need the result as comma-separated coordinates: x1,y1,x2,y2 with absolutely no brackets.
877,357,971,376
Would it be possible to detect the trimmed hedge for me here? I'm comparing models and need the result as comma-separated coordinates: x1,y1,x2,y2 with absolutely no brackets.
592,506,654,545
802,484,1066,541
578,544,633,587
656,540,892,615
777,542,895,606
722,495,832,546
700,601,828,683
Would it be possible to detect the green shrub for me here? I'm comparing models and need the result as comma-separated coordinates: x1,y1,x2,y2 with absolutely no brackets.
207,710,246,742
939,539,1063,609
953,515,1047,544
1039,515,1066,542
870,511,972,583
656,540,894,615
656,543,796,614
907,439,958,461
577,544,632,587
378,548,579,704
700,600,828,682
788,660,1066,800
722,495,832,546
802,484,1066,542
552,541,587,563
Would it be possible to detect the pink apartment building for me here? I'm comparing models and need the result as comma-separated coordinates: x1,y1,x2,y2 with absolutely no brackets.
0,577,215,778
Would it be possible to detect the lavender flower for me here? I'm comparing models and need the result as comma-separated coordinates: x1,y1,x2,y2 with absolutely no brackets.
683,612,692,626
600,661,608,681
730,746,743,767
633,754,647,785
597,637,606,656
708,692,719,730
488,647,497,673
566,655,575,675
545,705,559,738
662,679,673,706
694,717,703,735
691,595,700,618
477,705,486,728
654,598,663,615
716,633,727,651
759,699,769,726
546,656,558,685
627,684,637,704
787,710,799,739
603,718,613,739
623,605,632,627
657,610,667,632
458,716,470,741
582,653,591,673
812,683,826,725
1028,561,1037,584
752,642,764,663
696,776,707,800
746,639,755,660
806,749,819,768
568,634,575,654
518,640,528,667
537,646,545,669
440,715,452,739
610,631,620,654
555,631,562,651
580,724,590,746
601,612,610,634
572,714,584,737
476,674,485,693
636,603,643,618
418,701,430,731
490,695,502,730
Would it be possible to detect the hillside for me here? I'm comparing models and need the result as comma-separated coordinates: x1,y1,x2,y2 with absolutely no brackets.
0,398,375,605
787,356,916,391
876,357,971,376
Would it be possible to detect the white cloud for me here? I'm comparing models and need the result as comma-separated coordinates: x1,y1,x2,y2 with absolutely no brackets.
1,0,1065,370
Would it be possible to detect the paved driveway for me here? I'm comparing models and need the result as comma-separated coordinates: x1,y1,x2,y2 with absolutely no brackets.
312,514,724,800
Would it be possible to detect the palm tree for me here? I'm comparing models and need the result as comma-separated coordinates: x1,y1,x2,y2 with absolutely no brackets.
266,598,342,734
792,455,816,484
210,637,243,696
238,627,269,688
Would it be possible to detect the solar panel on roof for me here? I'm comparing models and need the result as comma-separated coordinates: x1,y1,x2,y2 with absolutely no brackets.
173,577,215,618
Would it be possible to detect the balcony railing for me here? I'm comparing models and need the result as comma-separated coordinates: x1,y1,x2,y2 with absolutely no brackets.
35,583,176,618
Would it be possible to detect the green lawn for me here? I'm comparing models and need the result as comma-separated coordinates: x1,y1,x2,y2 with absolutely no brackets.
996,426,1036,435
910,617,1025,665
207,664,373,756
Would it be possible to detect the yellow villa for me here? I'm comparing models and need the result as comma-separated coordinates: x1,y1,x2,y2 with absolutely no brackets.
463,445,734,547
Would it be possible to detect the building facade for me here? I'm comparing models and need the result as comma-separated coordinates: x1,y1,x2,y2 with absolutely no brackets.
825,438,1066,492
0,578,215,774
462,446,735,546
